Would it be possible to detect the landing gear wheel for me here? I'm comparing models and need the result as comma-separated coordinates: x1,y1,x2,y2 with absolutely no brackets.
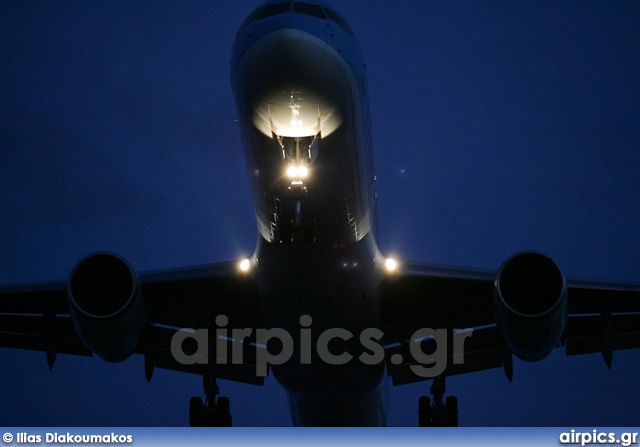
189,396,203,427
216,396,232,427
418,396,432,427
418,376,459,427
217,396,230,413
445,396,458,427
190,396,232,427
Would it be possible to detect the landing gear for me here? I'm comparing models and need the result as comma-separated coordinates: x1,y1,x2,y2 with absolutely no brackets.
277,197,315,244
301,203,315,244
189,396,203,426
418,376,458,427
276,132,318,244
189,395,232,427
418,396,432,427
278,204,293,244
189,343,232,426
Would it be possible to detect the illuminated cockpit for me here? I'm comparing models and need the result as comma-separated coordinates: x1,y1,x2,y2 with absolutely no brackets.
237,1,352,35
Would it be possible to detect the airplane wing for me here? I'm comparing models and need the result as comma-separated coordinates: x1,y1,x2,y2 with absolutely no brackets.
0,257,265,386
3,251,639,389
381,252,640,385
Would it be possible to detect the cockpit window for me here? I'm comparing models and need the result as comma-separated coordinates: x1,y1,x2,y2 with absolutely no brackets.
237,7,263,34
237,2,353,37
324,7,352,35
293,2,327,19
257,2,291,20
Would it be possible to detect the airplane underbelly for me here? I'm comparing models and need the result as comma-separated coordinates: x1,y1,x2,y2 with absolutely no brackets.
287,381,387,426
256,233,385,398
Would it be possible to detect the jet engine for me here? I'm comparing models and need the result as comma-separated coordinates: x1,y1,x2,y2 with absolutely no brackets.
68,253,145,362
494,251,567,361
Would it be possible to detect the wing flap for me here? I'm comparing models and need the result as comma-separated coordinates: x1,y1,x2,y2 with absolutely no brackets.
565,314,640,356
568,279,640,314
0,314,91,356
385,327,504,385
142,325,266,385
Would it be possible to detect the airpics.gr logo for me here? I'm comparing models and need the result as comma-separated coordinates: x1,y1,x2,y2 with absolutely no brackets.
559,430,639,446
170,314,473,377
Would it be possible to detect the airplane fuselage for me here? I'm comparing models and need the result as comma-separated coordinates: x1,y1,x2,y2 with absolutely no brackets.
230,1,387,425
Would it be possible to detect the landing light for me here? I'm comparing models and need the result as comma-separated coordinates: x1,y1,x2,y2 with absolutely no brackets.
287,166,298,177
385,258,398,272
239,258,251,272
286,165,309,178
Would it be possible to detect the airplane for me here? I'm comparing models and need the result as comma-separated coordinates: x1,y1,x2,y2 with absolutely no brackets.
1,0,639,426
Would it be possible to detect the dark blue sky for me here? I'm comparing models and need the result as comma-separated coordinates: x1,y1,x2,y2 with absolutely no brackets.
1,1,639,426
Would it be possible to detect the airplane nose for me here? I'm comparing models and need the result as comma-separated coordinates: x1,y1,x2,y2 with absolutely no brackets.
233,29,351,139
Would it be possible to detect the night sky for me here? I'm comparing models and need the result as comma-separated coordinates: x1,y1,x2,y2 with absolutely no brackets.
1,1,639,426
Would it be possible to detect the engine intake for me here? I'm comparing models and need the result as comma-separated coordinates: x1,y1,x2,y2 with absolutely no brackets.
68,253,145,362
494,251,567,361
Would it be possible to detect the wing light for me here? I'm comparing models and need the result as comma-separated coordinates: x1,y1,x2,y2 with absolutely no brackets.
384,258,398,272
238,258,251,272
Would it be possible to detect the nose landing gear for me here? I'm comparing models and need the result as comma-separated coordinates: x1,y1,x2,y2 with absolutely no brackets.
276,134,317,244
278,193,316,244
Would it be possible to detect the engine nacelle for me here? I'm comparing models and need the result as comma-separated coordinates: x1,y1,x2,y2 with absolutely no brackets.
68,253,145,362
494,251,567,362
